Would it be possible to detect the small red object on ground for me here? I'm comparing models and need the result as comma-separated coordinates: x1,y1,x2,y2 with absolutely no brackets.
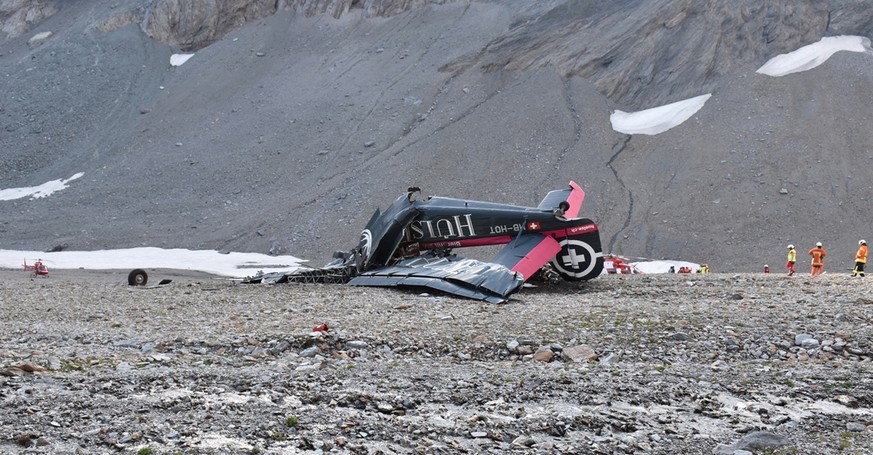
313,323,330,332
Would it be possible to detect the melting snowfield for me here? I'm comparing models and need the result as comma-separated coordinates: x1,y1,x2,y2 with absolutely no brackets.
0,248,304,278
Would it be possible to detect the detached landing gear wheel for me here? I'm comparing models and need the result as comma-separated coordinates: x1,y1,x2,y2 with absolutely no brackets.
128,269,148,286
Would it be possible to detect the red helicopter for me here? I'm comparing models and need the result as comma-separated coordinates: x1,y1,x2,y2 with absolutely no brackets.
23,258,49,277
602,255,643,275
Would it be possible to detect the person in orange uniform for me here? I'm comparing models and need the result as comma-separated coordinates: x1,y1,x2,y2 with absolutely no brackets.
808,242,826,276
852,240,867,277
786,245,796,276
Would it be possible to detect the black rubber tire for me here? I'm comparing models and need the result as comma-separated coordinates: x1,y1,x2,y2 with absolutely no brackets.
128,269,148,286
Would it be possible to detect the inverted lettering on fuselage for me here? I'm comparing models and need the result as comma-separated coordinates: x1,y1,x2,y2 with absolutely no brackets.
489,223,524,235
411,214,477,240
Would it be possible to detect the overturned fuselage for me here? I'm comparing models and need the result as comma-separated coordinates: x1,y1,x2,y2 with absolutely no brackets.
248,182,603,302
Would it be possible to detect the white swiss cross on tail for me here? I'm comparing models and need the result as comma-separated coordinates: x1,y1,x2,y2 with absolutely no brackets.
527,221,541,231
561,247,587,268
550,238,600,279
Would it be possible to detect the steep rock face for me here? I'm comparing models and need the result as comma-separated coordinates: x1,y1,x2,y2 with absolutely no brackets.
142,0,456,51
453,0,873,108
143,0,279,51
3,0,870,101
286,0,452,20
141,0,872,110
0,0,56,38
125,0,873,105
0,0,456,50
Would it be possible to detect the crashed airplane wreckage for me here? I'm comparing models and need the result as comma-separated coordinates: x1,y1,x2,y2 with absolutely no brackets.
245,182,604,302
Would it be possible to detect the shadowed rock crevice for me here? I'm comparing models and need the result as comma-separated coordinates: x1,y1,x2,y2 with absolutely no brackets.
606,135,632,254
556,77,581,171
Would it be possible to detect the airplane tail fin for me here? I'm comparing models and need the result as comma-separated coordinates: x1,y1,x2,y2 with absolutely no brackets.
548,220,604,281
537,181,585,218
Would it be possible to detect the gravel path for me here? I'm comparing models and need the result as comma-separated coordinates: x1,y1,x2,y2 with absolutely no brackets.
1,271,872,454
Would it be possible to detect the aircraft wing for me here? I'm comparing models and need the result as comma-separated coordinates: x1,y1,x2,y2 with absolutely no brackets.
491,232,562,280
348,253,525,303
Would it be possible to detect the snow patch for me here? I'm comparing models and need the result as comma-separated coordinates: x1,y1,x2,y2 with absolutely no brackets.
170,53,195,66
631,260,701,274
0,247,305,278
756,35,872,77
0,172,84,201
610,94,711,135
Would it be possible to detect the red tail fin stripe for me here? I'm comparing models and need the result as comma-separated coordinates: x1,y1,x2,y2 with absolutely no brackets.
564,181,585,218
541,223,598,239
510,235,562,279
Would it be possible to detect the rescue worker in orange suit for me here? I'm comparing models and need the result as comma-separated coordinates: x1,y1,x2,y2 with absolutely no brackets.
852,240,867,277
808,242,826,276
786,245,796,276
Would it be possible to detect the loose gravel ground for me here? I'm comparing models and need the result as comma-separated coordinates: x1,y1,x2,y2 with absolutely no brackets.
1,270,872,454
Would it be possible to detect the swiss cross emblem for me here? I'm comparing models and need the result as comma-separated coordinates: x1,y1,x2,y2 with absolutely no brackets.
527,221,541,231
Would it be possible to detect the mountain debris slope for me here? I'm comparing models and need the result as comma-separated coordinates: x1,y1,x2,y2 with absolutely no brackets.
0,272,870,454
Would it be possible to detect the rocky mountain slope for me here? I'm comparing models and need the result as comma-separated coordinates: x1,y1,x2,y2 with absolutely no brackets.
2,0,873,271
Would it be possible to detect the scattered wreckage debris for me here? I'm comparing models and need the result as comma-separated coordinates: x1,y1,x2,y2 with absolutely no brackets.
128,269,148,286
1,363,45,377
127,269,171,287
246,182,604,303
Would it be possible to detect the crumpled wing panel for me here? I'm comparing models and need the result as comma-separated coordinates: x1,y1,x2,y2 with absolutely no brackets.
492,233,561,281
349,254,524,303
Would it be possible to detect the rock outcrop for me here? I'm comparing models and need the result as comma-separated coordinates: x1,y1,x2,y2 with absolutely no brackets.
0,0,57,38
2,0,458,50
142,0,457,51
142,0,280,51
